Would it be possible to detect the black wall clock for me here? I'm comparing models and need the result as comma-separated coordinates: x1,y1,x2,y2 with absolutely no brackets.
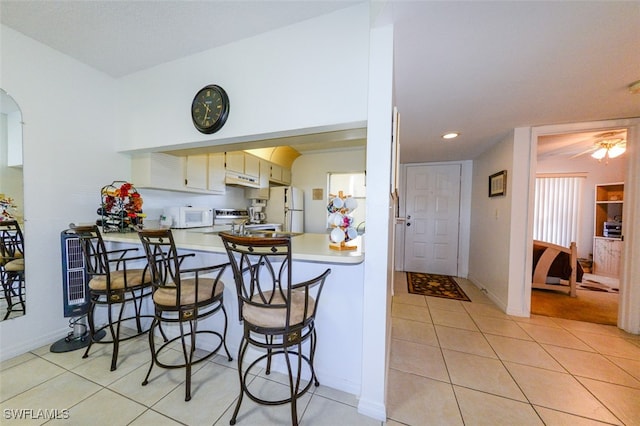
191,84,230,134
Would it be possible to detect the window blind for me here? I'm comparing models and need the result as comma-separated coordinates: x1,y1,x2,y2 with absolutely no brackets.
533,176,584,247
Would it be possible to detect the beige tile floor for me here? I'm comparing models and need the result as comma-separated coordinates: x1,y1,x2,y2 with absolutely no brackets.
2,272,639,425
388,272,640,426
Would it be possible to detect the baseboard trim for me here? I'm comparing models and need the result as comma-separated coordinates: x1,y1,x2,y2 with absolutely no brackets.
0,326,71,362
357,398,386,421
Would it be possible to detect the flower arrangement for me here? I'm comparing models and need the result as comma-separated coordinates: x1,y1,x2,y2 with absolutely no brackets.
100,181,144,232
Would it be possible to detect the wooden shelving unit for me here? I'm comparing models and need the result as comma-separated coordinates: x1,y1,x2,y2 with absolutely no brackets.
593,182,623,277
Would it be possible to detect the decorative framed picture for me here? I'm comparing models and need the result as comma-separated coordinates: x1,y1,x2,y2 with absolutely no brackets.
489,170,507,197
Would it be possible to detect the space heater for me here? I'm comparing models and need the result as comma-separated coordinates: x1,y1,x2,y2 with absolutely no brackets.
50,228,103,352
60,229,90,317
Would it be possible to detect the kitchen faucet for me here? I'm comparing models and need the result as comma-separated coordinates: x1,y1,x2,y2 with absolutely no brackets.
231,219,249,235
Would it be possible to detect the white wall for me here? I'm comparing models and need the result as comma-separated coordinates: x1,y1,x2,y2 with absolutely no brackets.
358,23,394,421
291,148,366,233
468,132,515,310
115,4,370,153
536,153,625,259
0,25,126,360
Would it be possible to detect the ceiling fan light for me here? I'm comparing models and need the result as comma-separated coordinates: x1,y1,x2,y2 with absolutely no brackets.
591,147,607,160
608,145,626,158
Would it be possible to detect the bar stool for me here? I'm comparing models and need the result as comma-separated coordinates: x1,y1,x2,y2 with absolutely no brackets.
138,228,232,401
71,224,153,371
220,232,331,425
0,220,25,320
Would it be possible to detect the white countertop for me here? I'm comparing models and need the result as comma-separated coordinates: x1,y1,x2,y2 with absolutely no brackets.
102,228,364,264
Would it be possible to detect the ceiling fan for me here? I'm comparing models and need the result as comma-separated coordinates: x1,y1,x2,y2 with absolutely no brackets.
569,130,627,160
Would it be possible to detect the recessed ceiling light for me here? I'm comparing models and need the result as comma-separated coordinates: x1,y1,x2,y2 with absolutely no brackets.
442,132,460,140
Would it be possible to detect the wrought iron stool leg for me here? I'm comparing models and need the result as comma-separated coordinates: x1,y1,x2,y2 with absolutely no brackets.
82,298,97,359
230,337,249,425
142,317,158,387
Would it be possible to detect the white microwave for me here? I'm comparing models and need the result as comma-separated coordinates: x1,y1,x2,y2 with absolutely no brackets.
164,206,213,229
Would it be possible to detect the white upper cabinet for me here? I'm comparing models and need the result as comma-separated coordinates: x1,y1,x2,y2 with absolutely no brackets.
269,164,282,182
245,159,271,199
207,153,226,193
269,163,291,185
226,151,260,178
244,154,260,178
132,150,288,193
225,151,244,174
185,153,226,194
185,154,208,190
132,152,226,194
131,153,186,192
281,167,291,185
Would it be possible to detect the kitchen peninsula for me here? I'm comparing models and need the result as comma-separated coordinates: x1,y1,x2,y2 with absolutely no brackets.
104,229,363,263
101,230,366,396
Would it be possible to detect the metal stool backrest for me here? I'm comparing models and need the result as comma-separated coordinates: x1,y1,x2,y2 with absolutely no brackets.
70,225,112,279
0,220,24,264
138,228,226,308
220,232,322,333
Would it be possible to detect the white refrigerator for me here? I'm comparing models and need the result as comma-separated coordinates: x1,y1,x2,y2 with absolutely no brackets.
265,186,304,232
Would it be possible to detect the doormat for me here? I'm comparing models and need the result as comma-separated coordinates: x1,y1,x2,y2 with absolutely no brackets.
407,272,471,302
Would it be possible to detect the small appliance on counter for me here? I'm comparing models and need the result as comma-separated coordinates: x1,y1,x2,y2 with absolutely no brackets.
164,206,213,229
248,198,267,224
248,206,266,224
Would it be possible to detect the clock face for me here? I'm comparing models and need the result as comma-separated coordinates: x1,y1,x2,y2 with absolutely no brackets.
191,85,229,134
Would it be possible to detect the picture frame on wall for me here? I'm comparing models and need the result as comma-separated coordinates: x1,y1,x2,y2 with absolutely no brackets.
489,170,507,197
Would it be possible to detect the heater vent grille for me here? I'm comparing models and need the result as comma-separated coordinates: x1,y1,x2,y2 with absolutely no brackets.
60,231,90,317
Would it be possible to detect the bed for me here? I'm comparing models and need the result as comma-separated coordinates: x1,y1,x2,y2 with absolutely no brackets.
532,240,583,297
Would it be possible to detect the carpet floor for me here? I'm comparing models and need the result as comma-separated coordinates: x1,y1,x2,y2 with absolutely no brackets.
407,272,471,302
531,288,618,326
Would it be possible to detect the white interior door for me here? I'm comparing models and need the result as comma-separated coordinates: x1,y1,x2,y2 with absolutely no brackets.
403,164,461,275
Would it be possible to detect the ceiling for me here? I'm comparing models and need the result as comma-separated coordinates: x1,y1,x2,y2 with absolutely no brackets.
1,1,639,163
538,129,627,160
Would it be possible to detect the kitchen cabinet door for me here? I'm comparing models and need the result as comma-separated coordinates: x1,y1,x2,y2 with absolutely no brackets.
245,159,270,199
131,152,186,192
244,154,260,178
281,167,291,185
185,155,208,190
258,160,270,189
208,153,226,193
270,164,282,182
225,152,244,174
185,154,225,194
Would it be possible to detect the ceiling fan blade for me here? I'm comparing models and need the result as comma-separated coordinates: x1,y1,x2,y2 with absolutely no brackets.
568,146,597,159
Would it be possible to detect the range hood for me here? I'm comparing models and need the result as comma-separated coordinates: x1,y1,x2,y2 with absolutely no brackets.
225,170,260,188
